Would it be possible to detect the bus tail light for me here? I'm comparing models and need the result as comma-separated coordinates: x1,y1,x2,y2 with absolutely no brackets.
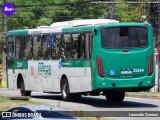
96,56,104,78
148,55,153,76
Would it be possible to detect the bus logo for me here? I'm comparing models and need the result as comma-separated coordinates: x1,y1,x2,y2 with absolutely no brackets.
2,2,16,16
38,62,51,75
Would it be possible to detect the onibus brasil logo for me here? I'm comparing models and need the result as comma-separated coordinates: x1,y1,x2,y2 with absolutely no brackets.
2,2,16,16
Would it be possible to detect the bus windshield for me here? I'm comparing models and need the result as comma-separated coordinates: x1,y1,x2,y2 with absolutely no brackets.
101,26,148,48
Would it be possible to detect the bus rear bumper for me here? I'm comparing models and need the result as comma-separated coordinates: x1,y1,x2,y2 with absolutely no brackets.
93,75,155,92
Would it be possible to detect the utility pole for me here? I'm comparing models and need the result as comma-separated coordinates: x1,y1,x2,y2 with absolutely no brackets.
108,0,115,19
150,0,159,43
2,0,7,87
150,0,160,92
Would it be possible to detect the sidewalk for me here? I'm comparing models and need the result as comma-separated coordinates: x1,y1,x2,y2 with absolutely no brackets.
126,92,160,100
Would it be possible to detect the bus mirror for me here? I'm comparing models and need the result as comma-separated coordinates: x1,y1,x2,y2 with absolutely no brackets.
94,29,98,35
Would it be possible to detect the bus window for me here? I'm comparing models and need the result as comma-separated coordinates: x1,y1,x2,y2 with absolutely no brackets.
7,36,14,60
101,27,148,48
83,33,92,59
71,34,79,59
62,34,71,59
41,35,51,60
71,33,89,59
81,33,86,58
77,33,86,59
16,36,26,59
89,33,93,58
53,35,61,59
33,35,41,60
24,36,32,59
50,35,54,59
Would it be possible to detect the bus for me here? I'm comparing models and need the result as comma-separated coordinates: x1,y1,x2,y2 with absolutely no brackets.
4,19,155,102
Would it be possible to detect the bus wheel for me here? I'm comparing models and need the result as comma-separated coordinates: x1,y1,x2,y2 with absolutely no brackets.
20,80,31,96
61,79,73,101
105,90,125,102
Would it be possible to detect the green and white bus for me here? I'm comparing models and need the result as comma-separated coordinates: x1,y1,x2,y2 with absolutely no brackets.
4,19,155,102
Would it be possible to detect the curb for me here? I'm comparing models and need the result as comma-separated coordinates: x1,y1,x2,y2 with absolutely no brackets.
126,93,160,100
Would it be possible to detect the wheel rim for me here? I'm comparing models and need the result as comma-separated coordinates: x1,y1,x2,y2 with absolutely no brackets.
62,82,67,98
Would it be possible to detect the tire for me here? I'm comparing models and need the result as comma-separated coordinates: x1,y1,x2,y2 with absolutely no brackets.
20,80,31,96
105,90,125,102
61,79,73,101
61,79,81,101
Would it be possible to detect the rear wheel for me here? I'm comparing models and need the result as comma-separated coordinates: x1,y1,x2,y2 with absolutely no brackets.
105,90,125,102
61,79,81,101
20,80,31,96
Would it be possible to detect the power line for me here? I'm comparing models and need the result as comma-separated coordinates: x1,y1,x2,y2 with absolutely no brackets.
0,15,145,19
0,1,91,7
0,8,67,12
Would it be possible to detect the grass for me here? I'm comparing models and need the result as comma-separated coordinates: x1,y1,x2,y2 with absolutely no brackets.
0,95,46,111
0,95,111,120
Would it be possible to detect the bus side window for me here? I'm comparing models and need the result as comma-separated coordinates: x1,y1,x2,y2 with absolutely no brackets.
41,35,51,60
24,36,32,59
33,35,41,60
70,34,78,59
89,33,93,58
77,33,86,59
62,34,71,59
16,36,26,60
7,36,14,59
53,35,61,59
77,34,81,58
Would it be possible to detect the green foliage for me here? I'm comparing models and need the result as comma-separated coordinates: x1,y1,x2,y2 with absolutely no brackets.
1,0,149,31
0,0,151,64
115,0,148,22
0,40,2,64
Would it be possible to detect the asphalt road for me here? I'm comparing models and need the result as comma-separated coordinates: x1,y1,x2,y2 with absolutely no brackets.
0,88,160,120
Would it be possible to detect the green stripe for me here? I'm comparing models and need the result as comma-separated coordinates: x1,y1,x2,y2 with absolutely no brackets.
9,59,28,69
62,59,90,67
7,30,28,36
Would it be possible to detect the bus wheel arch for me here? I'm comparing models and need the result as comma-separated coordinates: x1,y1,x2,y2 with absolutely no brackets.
17,73,31,96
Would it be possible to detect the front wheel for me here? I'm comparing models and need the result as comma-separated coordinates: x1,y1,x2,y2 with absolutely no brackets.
20,80,31,96
105,90,125,102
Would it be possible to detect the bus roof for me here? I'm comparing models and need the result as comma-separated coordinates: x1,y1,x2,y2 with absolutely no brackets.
10,20,147,36
7,19,119,36
50,19,119,29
